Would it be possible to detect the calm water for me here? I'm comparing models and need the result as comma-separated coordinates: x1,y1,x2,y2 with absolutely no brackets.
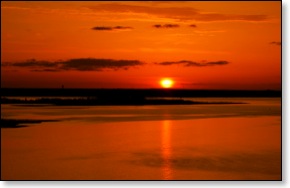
1,98,281,180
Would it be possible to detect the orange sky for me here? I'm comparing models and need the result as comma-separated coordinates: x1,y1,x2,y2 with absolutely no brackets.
1,1,281,89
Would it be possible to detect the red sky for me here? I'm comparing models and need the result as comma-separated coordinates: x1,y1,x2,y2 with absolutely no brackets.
1,1,281,89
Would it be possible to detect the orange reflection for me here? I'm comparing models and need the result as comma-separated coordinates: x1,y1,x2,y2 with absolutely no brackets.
161,120,172,180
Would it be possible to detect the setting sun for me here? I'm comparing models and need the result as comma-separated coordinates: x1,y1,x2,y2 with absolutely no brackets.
160,78,174,88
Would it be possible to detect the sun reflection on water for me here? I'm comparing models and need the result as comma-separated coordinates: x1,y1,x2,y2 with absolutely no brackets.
161,120,172,180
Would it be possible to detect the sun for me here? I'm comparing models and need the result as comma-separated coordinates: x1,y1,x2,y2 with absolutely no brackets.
160,78,174,88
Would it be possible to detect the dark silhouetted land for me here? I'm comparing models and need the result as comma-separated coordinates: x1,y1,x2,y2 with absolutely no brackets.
1,96,246,106
1,119,59,128
1,88,281,97
1,88,280,106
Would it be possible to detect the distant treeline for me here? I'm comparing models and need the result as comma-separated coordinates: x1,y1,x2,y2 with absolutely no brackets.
1,88,281,98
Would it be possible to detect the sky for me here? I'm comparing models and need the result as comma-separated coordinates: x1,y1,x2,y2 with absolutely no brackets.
1,1,281,89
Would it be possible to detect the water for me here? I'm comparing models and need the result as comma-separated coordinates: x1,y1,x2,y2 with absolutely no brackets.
1,98,281,180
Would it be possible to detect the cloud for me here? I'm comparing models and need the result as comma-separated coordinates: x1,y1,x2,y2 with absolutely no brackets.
2,59,58,68
92,27,113,31
269,41,281,46
2,58,144,72
87,3,269,22
60,58,142,71
153,24,179,28
91,26,133,31
189,24,197,28
155,60,229,67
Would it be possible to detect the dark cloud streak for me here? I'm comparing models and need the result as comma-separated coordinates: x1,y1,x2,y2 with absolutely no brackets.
189,24,197,27
269,41,281,46
2,58,230,72
153,24,179,28
9,59,57,68
92,26,133,31
3,58,144,72
155,60,229,67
